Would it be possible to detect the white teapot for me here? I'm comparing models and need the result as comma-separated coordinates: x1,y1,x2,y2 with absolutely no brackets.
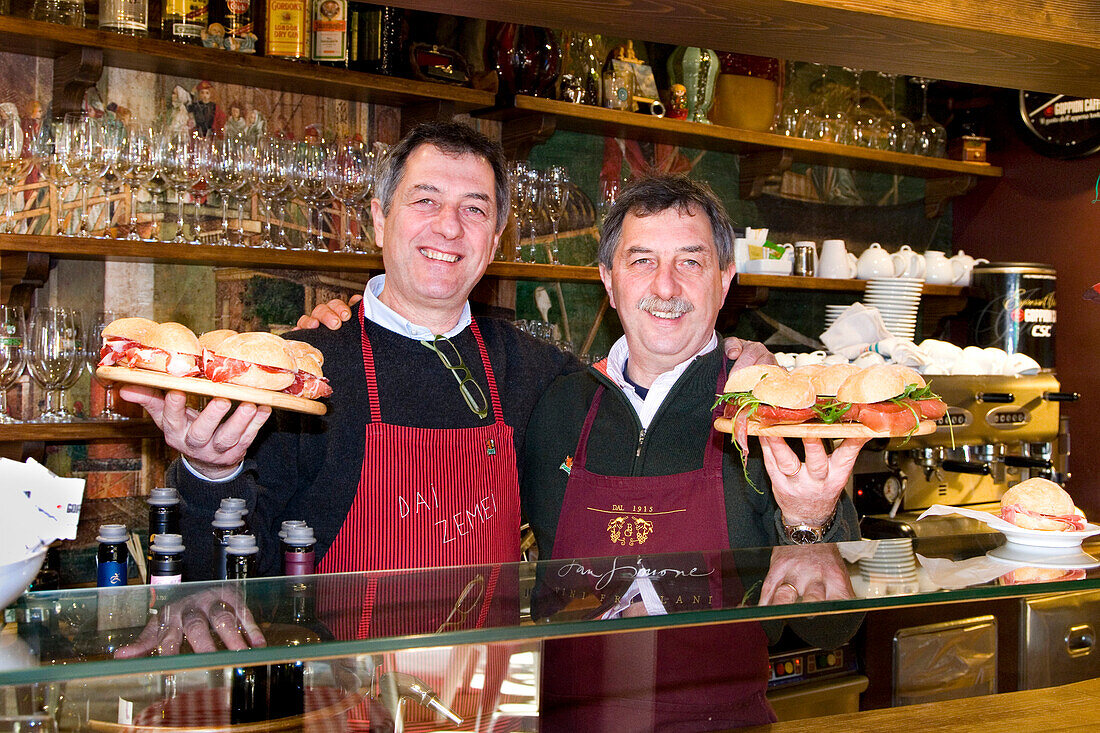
857,242,900,280
891,245,925,278
923,250,955,285
949,249,989,286
819,239,857,279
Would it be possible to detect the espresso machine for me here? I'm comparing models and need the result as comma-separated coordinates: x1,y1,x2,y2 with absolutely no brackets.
854,374,1077,537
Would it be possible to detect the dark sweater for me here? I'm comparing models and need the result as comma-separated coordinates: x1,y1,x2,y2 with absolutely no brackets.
521,348,860,560
168,314,580,580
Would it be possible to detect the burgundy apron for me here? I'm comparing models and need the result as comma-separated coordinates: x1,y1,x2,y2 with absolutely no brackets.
319,307,520,731
542,365,775,732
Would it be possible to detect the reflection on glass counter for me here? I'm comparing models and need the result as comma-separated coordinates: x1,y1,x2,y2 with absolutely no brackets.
2,533,1098,729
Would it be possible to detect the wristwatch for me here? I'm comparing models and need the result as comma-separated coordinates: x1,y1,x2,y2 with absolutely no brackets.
783,510,835,545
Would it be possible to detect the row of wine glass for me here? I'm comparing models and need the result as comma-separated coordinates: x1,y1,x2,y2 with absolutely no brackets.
0,113,388,251
0,306,127,424
509,161,571,264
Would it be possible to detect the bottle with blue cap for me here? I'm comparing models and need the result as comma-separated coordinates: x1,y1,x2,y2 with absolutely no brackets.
97,524,129,587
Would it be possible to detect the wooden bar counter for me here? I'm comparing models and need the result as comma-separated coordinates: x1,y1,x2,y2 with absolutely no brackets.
744,677,1100,732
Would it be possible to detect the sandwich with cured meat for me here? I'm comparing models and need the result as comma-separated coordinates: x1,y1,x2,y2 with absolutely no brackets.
1000,477,1087,531
202,331,333,399
282,340,333,399
714,363,948,455
998,565,1087,585
98,320,203,378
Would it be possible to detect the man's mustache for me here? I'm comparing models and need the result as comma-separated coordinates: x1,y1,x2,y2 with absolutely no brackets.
637,295,694,317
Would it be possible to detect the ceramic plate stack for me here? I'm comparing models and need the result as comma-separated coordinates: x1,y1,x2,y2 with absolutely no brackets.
824,304,852,331
859,538,919,594
863,278,923,341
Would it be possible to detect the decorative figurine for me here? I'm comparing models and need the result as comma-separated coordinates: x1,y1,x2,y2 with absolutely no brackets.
667,84,689,120
668,47,719,123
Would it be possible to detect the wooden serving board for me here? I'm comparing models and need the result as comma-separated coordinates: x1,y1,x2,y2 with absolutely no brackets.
713,418,935,439
96,366,327,416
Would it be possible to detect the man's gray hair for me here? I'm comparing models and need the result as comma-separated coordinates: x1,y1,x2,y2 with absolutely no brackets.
374,121,511,232
598,174,735,269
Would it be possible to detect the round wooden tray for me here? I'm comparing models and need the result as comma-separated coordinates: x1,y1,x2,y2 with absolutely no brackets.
713,418,936,439
97,366,327,416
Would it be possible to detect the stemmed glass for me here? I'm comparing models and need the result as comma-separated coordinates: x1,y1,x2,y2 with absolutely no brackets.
120,124,157,241
88,310,126,420
27,307,79,423
97,122,126,238
848,69,880,148
187,133,212,244
30,119,73,236
162,129,200,244
541,166,570,265
326,138,372,253
231,143,255,246
209,133,248,246
254,136,291,249
509,161,531,262
61,114,108,237
290,139,328,251
517,165,540,262
0,116,32,233
0,305,25,423
883,73,917,154
911,77,947,157
796,63,830,140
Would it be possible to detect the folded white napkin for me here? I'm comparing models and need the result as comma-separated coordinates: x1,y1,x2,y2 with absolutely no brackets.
821,303,892,359
871,337,934,369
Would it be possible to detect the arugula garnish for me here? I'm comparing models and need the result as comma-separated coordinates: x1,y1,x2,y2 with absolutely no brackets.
888,382,943,444
812,399,851,424
713,390,763,494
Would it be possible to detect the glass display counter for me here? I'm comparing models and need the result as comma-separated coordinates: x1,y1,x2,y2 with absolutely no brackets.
2,531,1097,730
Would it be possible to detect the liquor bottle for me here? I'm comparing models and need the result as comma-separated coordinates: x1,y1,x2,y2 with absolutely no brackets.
100,0,149,35
149,534,185,585
162,0,209,43
349,4,402,75
219,497,250,525
225,533,259,579
212,508,246,580
265,0,309,60
281,524,316,576
218,0,259,53
147,487,181,567
310,0,347,65
226,534,268,725
96,524,129,587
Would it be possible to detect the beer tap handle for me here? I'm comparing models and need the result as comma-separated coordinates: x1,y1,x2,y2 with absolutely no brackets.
976,392,1014,403
941,459,991,476
1004,455,1053,469
1043,392,1080,402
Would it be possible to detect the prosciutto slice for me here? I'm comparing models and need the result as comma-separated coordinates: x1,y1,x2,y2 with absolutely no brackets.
845,398,947,433
98,337,138,366
1001,504,1087,531
283,370,333,399
204,350,329,398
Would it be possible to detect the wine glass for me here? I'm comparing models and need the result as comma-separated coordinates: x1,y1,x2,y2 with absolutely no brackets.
187,133,212,244
0,305,26,423
541,166,570,265
61,114,108,237
290,139,328,251
796,63,830,139
209,133,248,246
162,129,198,244
508,160,531,262
97,121,126,238
911,77,947,157
30,118,74,236
120,124,157,241
0,115,32,233
883,73,917,154
27,307,79,423
518,165,541,262
88,309,127,420
326,138,371,253
232,142,255,246
848,69,879,148
253,135,291,249
56,309,86,421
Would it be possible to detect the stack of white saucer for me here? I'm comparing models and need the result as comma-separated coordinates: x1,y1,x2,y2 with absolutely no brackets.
824,304,851,330
862,278,923,341
859,538,919,592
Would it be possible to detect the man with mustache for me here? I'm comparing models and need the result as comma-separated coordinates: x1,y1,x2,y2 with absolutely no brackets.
521,174,865,730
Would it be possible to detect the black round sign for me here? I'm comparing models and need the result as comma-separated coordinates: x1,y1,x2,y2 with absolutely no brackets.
1018,91,1100,159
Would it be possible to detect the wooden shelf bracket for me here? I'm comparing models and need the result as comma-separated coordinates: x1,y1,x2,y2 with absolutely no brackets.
925,175,977,218
1,251,52,310
52,46,104,118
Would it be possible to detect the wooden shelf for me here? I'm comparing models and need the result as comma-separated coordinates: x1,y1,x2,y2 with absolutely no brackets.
0,235,605,284
483,96,1002,181
0,419,162,443
0,16,493,110
735,273,965,297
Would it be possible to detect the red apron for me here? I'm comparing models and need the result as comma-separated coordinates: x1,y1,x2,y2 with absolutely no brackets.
542,365,776,732
319,307,520,731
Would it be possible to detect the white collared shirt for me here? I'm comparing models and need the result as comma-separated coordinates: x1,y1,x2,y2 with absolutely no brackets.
604,332,719,430
361,274,472,341
184,274,475,483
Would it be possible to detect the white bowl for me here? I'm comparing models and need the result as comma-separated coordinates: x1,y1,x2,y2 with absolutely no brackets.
0,551,47,609
741,259,793,275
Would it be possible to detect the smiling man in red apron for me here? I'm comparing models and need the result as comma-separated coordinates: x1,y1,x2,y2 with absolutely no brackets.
521,175,868,731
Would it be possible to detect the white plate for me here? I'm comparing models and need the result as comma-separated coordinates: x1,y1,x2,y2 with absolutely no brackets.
987,544,1100,568
999,522,1100,549
741,259,793,275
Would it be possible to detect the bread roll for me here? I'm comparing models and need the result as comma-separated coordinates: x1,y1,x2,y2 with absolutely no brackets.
199,329,237,352
284,339,325,368
723,364,786,394
102,317,157,343
213,332,296,390
811,364,861,397
836,364,911,403
1001,477,1083,531
752,372,816,410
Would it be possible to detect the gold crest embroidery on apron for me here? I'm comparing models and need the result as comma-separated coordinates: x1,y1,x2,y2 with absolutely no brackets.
606,515,654,546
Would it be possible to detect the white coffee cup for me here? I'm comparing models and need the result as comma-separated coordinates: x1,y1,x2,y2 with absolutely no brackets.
982,347,1009,375
794,350,828,367
918,339,963,368
774,352,797,369
852,351,886,368
733,238,750,269
819,239,858,279
823,353,850,365
1003,352,1042,376
892,245,925,278
958,345,993,374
